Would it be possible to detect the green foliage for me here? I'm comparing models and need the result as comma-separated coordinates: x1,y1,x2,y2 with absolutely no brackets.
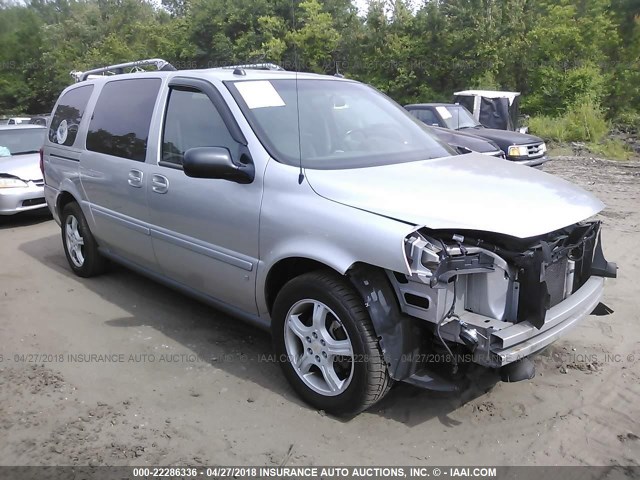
286,0,341,73
565,100,610,143
531,101,632,160
588,139,633,160
0,0,636,132
529,98,609,143
523,0,618,115
523,63,609,116
529,116,569,143
614,110,640,134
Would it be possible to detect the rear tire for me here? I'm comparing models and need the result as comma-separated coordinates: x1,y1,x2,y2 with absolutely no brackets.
61,202,106,277
272,270,392,416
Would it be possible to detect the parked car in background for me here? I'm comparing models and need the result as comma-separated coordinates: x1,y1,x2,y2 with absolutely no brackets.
0,124,47,215
44,60,615,415
5,117,31,125
29,115,50,126
405,103,548,167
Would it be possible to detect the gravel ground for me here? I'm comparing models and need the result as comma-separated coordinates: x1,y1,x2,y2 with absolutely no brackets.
0,156,639,467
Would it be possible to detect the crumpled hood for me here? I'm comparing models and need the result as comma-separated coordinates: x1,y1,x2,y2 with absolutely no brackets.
305,153,604,239
0,153,42,182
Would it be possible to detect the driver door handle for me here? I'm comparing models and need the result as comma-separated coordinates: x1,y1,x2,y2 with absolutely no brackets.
151,174,169,194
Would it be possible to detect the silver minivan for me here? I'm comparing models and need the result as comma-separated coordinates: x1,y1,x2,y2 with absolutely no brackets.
43,61,616,415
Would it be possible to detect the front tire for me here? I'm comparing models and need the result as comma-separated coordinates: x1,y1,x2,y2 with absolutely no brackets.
272,270,392,416
61,202,106,277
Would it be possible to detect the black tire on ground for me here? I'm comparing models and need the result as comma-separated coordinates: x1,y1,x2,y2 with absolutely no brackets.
272,270,392,416
61,202,107,277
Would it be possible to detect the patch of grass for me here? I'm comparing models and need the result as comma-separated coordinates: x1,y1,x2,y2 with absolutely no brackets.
613,110,640,134
529,99,609,143
587,139,633,161
529,115,567,142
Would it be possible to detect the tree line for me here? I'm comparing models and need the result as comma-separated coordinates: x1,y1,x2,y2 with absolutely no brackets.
0,0,638,126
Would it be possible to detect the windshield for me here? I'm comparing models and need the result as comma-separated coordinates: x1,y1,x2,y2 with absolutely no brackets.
0,128,45,156
440,105,481,130
226,79,454,169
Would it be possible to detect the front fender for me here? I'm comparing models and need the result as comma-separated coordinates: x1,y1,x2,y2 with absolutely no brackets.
256,161,417,315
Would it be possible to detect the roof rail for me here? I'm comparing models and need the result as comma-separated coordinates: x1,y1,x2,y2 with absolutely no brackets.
220,63,285,72
70,58,177,83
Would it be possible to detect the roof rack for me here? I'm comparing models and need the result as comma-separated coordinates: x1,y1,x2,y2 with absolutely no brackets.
220,63,285,75
70,58,177,83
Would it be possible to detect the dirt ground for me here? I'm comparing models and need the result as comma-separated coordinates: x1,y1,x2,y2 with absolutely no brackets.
0,156,639,467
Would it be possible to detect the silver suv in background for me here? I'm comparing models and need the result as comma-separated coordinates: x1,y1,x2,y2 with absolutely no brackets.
43,60,616,415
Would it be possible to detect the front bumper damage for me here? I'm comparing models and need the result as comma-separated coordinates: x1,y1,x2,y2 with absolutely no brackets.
386,221,616,376
446,276,603,367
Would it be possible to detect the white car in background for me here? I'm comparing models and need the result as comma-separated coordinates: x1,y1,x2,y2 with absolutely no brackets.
5,117,32,125
0,124,47,215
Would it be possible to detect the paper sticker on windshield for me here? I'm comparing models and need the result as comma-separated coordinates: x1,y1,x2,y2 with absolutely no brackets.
435,106,452,120
235,81,285,109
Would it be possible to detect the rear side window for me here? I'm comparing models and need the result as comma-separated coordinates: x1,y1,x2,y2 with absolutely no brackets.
49,85,93,146
86,78,161,162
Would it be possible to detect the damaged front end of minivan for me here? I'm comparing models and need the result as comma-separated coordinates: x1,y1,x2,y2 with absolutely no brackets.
375,221,617,387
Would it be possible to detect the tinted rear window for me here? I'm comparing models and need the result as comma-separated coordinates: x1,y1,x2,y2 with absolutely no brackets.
49,85,94,147
86,78,161,162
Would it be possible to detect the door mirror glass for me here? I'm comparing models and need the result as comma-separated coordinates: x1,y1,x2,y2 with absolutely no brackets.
183,147,254,183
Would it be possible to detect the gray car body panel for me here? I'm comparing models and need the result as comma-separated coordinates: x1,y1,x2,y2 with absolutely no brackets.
256,159,416,316
143,75,263,314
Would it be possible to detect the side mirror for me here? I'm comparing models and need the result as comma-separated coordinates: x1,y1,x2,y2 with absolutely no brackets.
183,147,254,184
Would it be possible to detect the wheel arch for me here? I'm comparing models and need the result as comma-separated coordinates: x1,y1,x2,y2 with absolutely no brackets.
56,190,78,218
264,258,422,383
53,177,95,229
345,263,423,382
264,257,338,315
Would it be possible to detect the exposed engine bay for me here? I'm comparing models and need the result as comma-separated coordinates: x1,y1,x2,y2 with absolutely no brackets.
386,221,617,374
